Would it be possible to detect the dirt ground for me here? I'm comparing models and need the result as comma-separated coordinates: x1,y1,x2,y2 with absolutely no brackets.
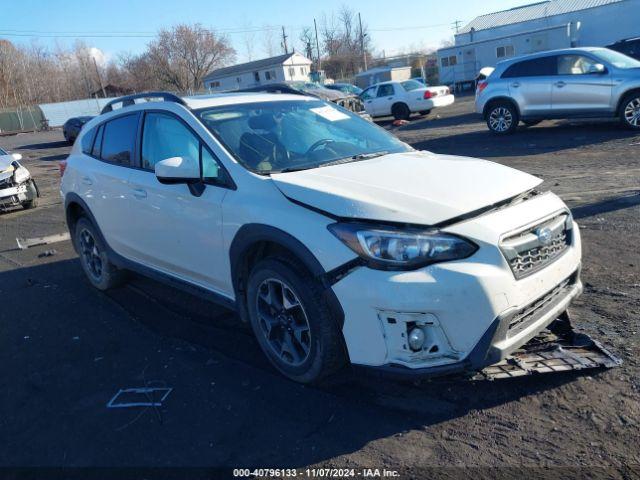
0,95,638,479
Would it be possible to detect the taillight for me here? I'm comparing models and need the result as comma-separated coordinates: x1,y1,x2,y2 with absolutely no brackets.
59,160,67,177
424,90,437,99
477,81,489,94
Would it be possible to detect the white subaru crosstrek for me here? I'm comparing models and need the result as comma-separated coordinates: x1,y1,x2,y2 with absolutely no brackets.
61,92,582,384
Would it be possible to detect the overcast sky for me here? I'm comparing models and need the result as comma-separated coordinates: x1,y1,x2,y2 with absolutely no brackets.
3,0,533,63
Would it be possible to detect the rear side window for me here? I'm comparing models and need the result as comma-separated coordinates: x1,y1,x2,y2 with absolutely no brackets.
92,125,104,157
100,114,138,166
502,56,557,78
377,84,395,97
80,127,96,154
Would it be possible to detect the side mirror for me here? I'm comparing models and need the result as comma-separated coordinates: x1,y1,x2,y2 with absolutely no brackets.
12,153,22,161
154,156,205,197
154,156,199,184
588,63,607,74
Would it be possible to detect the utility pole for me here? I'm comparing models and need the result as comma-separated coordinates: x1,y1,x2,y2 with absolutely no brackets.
314,18,321,70
358,12,367,71
92,56,107,98
452,20,462,33
281,26,288,54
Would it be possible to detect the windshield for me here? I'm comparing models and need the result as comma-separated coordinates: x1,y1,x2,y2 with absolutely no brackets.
0,147,7,156
196,99,410,174
594,49,640,69
401,80,424,92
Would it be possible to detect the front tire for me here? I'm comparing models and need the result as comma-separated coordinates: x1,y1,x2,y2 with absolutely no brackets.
75,217,127,290
392,103,411,121
620,92,640,130
246,257,346,384
486,102,519,134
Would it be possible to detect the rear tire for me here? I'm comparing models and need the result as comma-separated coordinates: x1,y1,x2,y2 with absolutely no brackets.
620,92,640,130
392,103,411,121
246,257,347,384
74,217,127,291
419,110,431,116
486,101,519,134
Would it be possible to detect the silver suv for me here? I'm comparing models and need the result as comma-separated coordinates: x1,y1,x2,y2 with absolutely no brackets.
475,47,640,134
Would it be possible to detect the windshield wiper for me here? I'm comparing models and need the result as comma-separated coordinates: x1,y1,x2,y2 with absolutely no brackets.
275,151,390,174
350,151,389,161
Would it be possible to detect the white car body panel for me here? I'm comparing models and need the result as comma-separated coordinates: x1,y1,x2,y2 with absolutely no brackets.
61,92,583,377
271,151,541,225
362,81,454,117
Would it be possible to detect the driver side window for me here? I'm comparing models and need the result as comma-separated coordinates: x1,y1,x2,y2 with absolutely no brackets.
141,112,227,184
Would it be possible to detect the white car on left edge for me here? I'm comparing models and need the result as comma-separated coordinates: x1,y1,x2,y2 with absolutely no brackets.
361,80,454,120
0,147,38,210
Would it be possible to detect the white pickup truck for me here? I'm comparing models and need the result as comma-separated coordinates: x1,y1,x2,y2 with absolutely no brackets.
361,80,454,120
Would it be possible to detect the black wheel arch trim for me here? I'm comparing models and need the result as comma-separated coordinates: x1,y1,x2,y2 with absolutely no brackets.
229,223,346,328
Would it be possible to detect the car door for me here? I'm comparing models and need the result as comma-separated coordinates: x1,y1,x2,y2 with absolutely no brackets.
80,113,140,257
361,86,377,115
125,110,232,294
552,54,613,114
371,84,397,116
502,56,556,117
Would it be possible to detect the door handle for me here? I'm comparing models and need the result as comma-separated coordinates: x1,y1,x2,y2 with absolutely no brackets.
132,188,147,199
555,81,566,88
511,82,520,88
81,176,93,186
387,97,394,100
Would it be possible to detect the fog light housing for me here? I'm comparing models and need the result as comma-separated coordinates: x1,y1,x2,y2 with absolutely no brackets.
408,328,425,352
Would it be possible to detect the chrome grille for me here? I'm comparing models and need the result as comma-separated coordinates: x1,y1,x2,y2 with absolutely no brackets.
501,213,572,279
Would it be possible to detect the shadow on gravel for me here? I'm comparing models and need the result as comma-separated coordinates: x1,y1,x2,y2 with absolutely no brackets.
1,258,600,467
571,192,640,219
39,153,68,161
400,112,480,130
411,122,637,158
17,140,69,150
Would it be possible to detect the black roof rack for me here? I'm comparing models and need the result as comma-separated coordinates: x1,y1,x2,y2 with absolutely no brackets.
100,91,188,114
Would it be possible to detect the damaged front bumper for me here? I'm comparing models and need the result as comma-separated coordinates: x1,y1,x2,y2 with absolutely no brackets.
355,312,621,380
0,178,39,209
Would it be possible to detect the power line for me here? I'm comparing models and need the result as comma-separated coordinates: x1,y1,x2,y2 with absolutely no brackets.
0,21,456,39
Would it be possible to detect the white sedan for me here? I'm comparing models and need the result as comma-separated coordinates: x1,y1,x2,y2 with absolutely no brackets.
361,80,454,120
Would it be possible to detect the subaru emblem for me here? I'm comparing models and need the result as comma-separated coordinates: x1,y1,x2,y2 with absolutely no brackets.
536,227,553,245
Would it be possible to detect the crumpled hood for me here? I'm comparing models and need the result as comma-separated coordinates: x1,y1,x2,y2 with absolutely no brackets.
271,151,542,225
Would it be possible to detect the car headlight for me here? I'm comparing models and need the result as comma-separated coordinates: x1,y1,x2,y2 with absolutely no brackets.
328,223,478,270
13,166,30,184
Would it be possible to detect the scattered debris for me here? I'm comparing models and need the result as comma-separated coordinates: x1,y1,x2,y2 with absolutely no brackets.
392,119,410,127
37,249,57,258
16,232,70,250
107,387,173,408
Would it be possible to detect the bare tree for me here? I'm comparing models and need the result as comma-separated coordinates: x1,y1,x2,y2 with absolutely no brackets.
299,28,315,62
147,24,236,92
319,5,372,79
262,26,277,58
241,21,257,61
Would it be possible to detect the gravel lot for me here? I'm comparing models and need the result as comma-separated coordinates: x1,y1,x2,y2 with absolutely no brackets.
1,95,638,478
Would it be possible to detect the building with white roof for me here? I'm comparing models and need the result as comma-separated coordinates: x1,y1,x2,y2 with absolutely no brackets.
203,53,313,91
437,0,640,88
